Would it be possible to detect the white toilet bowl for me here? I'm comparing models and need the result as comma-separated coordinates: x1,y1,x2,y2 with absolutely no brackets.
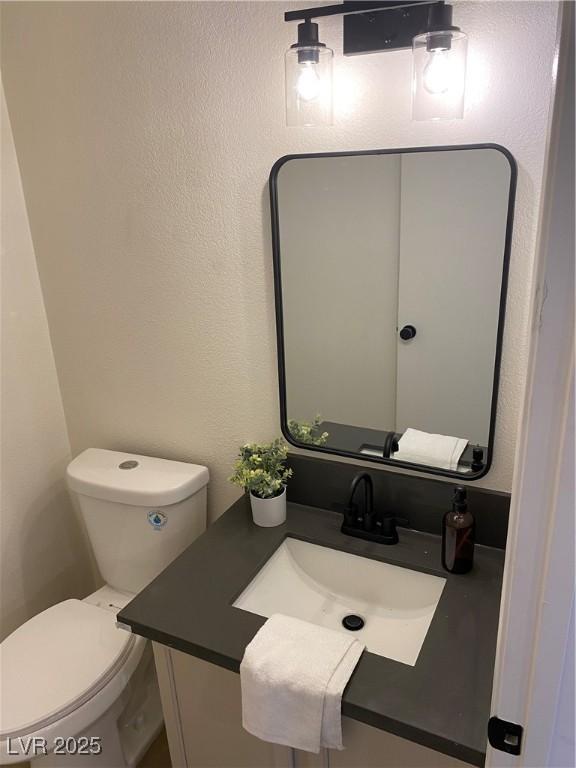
0,587,160,768
1,449,209,768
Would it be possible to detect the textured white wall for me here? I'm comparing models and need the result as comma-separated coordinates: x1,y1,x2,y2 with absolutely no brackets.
0,1,559,517
0,84,95,640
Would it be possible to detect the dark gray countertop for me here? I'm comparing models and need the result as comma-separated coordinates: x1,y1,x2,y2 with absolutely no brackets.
118,498,504,767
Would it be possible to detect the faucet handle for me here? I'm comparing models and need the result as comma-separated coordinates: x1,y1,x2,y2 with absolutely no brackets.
332,502,359,528
377,515,400,544
377,514,410,541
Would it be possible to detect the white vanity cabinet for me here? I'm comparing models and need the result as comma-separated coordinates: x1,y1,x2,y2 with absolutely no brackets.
153,644,472,768
153,644,291,768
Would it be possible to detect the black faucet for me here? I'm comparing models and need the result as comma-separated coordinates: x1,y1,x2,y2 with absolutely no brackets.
346,473,375,531
340,472,408,545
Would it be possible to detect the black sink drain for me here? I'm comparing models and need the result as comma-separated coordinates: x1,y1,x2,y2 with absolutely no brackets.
342,614,365,631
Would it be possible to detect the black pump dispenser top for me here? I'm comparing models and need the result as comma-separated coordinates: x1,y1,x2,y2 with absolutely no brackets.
453,486,467,512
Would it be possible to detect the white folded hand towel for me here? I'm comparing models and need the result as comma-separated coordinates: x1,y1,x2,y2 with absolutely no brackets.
394,427,468,471
240,613,364,753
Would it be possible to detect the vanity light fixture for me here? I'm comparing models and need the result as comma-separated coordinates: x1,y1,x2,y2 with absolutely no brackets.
284,1,468,125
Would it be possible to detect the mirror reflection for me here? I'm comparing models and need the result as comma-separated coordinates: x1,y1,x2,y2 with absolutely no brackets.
273,147,514,477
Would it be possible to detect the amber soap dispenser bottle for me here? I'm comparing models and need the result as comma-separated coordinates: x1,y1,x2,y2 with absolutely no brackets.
442,487,475,574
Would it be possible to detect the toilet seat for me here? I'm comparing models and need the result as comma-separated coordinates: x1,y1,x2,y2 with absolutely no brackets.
0,599,136,740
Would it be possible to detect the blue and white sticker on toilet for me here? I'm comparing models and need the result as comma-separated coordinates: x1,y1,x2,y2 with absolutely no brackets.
147,510,167,530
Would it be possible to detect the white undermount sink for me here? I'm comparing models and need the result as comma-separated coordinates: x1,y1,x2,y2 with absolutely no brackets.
233,537,446,666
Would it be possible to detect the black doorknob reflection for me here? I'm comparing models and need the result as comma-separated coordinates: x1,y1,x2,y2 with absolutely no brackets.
399,324,417,341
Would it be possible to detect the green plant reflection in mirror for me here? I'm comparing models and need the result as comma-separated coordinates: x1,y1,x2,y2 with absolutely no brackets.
288,415,329,446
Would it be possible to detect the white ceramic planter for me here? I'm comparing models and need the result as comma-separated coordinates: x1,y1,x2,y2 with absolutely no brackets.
250,487,287,527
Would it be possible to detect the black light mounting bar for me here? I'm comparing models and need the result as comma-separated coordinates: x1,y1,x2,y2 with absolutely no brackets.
284,0,453,56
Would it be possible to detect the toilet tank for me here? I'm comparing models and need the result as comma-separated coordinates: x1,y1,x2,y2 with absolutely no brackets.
67,448,209,594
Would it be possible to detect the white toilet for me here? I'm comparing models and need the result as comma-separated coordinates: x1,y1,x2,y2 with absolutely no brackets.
0,449,209,767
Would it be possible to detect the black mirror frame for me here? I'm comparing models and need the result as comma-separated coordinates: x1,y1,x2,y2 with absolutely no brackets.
270,143,517,480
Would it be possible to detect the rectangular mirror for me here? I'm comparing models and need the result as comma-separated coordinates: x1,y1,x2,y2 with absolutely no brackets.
270,145,516,479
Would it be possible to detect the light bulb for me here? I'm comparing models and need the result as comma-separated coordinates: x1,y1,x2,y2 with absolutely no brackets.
412,21,467,120
423,50,452,94
296,63,321,102
285,20,333,126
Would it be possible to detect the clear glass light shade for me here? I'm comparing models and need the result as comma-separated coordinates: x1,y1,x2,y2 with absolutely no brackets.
285,46,334,127
412,30,468,120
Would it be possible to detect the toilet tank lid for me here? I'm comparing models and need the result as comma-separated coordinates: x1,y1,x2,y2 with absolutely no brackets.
67,448,209,506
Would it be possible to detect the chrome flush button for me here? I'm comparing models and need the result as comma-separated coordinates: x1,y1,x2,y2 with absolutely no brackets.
119,460,139,469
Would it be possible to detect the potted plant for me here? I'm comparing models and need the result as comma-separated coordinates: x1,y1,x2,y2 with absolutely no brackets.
229,439,292,527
